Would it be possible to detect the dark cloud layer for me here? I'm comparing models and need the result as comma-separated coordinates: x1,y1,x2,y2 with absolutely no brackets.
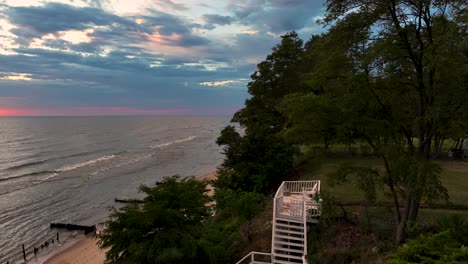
229,0,325,33
8,3,132,38
203,14,235,25
0,0,326,115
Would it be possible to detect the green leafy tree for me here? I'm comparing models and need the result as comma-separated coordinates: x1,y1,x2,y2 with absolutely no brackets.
216,32,304,194
201,190,264,263
98,176,211,264
284,0,467,243
216,126,297,193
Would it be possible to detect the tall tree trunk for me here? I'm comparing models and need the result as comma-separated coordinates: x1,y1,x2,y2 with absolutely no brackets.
396,191,412,244
434,136,445,158
382,156,401,223
409,198,420,222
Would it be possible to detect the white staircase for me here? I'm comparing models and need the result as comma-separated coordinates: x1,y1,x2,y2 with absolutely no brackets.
237,181,321,264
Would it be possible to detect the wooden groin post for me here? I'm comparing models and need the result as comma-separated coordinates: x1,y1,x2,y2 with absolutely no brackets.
57,232,59,242
22,244,26,261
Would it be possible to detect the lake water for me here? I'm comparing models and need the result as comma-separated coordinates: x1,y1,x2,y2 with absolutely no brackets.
0,116,229,262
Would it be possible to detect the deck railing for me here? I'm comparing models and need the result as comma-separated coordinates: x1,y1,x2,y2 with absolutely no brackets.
274,181,321,219
282,181,320,195
235,252,272,264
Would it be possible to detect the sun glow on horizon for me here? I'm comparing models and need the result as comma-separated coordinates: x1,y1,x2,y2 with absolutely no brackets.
0,108,32,116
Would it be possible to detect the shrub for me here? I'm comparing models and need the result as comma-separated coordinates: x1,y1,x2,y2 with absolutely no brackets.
389,223,468,264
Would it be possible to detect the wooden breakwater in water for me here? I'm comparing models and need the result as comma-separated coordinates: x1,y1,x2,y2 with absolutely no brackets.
114,198,144,204
1,223,97,263
1,233,62,264
50,223,96,235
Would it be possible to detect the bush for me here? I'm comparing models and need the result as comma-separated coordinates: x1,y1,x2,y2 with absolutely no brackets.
389,224,468,264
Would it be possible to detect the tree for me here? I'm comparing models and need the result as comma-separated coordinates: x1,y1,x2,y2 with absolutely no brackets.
216,125,296,193
200,190,265,263
216,32,304,195
233,31,306,134
284,0,467,243
98,176,211,264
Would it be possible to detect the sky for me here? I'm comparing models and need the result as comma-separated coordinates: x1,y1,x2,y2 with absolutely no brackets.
0,0,326,116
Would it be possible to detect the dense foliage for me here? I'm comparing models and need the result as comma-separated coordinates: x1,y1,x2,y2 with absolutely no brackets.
99,177,211,264
390,224,468,264
215,32,304,195
99,176,265,264
283,0,467,243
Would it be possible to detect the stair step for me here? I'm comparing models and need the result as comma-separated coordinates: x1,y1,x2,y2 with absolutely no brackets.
273,246,305,254
273,252,303,260
273,260,291,264
275,234,305,242
274,228,305,236
274,240,305,248
276,218,304,225
274,222,304,230
274,252,303,260
273,259,303,264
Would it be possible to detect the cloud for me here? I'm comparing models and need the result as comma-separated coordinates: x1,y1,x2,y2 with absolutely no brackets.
228,0,325,33
0,72,33,81
157,0,188,11
199,80,240,86
7,3,132,37
203,14,235,26
0,0,326,115
6,3,209,49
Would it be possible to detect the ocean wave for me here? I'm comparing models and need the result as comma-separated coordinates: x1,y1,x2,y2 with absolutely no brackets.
5,159,49,171
56,155,116,172
0,170,57,183
150,136,196,149
89,152,155,176
3,149,110,171
1,136,34,144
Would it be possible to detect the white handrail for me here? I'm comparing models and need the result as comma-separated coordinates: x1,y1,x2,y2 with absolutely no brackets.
282,181,320,194
302,200,308,264
271,182,284,259
235,252,272,264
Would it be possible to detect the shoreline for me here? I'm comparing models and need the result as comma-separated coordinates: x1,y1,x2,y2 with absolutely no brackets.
39,170,217,264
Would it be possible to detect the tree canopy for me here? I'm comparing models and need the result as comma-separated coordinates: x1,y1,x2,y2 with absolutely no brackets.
99,177,211,264
282,0,467,243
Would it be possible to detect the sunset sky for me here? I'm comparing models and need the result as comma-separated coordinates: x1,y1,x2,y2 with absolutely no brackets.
0,0,325,116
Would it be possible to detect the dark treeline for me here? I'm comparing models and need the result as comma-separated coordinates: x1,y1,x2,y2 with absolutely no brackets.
98,1,467,263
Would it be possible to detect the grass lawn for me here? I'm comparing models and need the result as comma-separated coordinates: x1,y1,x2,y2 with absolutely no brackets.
439,170,468,207
298,155,468,263
299,156,468,208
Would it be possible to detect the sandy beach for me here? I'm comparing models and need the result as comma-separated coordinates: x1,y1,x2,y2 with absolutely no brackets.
41,171,217,264
43,238,106,264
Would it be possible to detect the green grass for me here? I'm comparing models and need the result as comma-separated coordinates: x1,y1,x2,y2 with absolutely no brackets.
299,155,468,263
301,156,383,203
300,156,468,208
440,170,468,207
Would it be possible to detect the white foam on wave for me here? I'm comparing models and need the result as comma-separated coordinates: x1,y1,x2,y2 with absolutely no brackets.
150,136,196,149
56,155,116,172
89,152,155,176
39,172,59,182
